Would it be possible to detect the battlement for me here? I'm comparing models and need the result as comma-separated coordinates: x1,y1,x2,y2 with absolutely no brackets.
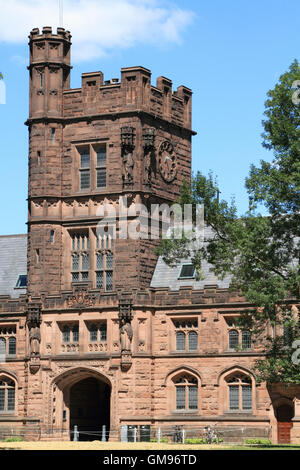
29,26,72,42
63,66,192,129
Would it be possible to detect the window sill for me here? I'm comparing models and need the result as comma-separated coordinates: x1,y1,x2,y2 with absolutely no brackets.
224,410,253,414
171,410,198,414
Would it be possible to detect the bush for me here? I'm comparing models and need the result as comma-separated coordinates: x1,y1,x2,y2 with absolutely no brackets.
3,437,23,442
185,437,223,444
150,437,169,443
244,438,272,446
185,438,207,444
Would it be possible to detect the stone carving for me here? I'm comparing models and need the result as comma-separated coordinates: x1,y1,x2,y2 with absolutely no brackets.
120,319,133,353
29,326,41,356
121,127,135,186
143,128,155,187
27,302,42,373
67,289,96,309
119,298,133,371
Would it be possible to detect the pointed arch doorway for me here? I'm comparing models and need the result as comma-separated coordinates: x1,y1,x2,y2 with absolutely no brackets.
52,368,112,442
69,377,110,441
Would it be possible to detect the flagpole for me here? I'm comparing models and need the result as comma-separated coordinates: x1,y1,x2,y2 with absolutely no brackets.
59,0,63,27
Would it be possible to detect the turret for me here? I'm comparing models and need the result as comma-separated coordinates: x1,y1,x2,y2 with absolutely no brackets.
28,26,72,118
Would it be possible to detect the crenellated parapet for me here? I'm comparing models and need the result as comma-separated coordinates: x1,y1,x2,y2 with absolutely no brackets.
62,66,192,130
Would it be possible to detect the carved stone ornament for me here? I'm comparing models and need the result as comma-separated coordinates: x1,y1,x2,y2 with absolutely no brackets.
67,289,96,309
119,298,133,371
26,302,42,372
158,140,177,182
143,128,155,187
121,127,135,186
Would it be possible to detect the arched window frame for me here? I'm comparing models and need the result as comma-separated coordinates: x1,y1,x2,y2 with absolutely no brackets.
0,375,17,414
173,373,199,412
229,329,239,350
222,371,254,413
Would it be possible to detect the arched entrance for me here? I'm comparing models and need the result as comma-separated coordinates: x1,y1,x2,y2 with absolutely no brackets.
69,377,110,441
276,404,294,444
51,367,112,442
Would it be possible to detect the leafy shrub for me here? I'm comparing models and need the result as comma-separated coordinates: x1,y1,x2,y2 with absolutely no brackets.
185,438,207,444
244,438,272,445
185,437,223,444
3,437,23,442
150,437,169,443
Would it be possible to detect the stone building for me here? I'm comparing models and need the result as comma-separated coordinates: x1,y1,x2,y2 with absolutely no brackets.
0,26,299,444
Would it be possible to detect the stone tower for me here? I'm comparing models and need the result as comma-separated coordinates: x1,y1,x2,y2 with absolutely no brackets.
26,26,194,299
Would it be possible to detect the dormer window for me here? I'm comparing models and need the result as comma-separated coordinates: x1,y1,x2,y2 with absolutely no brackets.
179,264,195,279
15,275,27,289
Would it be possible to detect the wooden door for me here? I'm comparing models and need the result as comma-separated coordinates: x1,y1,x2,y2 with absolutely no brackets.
276,405,293,444
278,422,292,444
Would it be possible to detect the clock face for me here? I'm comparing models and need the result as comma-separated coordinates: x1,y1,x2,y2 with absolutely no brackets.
158,141,177,182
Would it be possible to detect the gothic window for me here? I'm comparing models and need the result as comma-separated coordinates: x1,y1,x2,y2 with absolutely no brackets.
77,144,108,192
174,319,198,352
226,317,252,351
96,145,107,189
62,325,70,343
79,147,90,190
229,330,239,349
228,329,252,350
226,373,252,411
0,378,15,413
174,374,198,411
0,326,17,357
88,323,107,343
71,232,90,283
62,324,79,344
95,232,114,292
242,330,252,350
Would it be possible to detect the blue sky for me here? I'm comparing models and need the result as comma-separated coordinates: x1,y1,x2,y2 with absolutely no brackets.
0,0,299,235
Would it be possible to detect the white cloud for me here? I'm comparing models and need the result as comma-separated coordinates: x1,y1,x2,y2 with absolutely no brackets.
0,0,195,62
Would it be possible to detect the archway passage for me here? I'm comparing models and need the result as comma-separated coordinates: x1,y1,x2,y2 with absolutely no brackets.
276,404,294,444
69,377,110,441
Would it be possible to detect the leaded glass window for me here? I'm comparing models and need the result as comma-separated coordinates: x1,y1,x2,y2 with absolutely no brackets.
188,331,198,351
174,319,198,352
176,387,185,410
62,325,70,343
8,337,16,355
176,331,185,351
229,330,239,349
174,375,198,411
90,324,98,342
72,325,79,342
0,379,15,413
242,330,252,350
227,374,253,411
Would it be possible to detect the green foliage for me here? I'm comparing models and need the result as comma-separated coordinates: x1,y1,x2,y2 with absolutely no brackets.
184,438,207,444
244,439,272,445
3,436,23,442
184,437,223,444
0,73,3,80
158,60,300,384
150,437,169,443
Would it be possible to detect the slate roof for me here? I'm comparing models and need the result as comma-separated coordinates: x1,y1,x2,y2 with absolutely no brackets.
150,255,232,291
0,234,27,299
150,225,232,291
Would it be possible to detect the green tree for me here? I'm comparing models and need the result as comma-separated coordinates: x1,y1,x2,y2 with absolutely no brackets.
157,60,300,384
